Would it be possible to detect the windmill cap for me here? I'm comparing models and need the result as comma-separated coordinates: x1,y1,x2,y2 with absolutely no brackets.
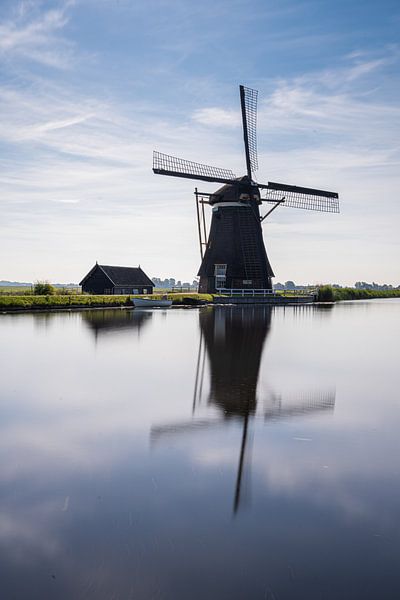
209,176,261,205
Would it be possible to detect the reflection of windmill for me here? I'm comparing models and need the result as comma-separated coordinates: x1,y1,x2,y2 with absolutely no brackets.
200,306,272,512
151,307,336,514
82,309,152,341
153,85,339,293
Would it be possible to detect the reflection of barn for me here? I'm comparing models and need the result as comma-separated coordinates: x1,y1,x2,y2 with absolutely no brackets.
82,309,152,340
152,306,336,513
80,264,154,295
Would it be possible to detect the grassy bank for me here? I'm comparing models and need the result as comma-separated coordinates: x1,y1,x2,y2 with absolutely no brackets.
2,288,398,311
0,293,213,311
317,285,400,302
0,294,131,310
156,293,213,304
0,286,81,296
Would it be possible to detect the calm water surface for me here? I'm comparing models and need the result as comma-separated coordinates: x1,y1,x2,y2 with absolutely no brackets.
1,300,399,599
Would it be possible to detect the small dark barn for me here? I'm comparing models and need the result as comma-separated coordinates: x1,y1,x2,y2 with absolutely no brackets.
80,264,154,295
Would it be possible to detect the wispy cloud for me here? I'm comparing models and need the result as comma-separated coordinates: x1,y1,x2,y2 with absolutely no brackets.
0,1,74,68
191,52,400,148
192,107,240,128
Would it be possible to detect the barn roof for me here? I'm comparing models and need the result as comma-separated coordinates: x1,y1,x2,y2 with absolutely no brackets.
80,264,154,287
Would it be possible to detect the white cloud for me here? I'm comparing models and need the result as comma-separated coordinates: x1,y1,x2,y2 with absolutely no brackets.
187,53,400,152
192,107,240,128
0,2,74,68
261,84,400,148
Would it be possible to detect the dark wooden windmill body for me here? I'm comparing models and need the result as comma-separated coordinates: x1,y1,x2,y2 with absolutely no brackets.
197,177,274,292
153,85,339,293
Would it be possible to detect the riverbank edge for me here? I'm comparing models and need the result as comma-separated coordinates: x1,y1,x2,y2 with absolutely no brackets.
0,295,312,313
0,291,317,313
317,285,400,302
0,293,210,311
1,289,399,313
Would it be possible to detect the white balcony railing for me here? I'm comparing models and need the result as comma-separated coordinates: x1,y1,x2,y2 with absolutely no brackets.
215,288,317,297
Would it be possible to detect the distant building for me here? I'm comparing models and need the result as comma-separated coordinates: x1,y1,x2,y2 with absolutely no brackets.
80,264,154,295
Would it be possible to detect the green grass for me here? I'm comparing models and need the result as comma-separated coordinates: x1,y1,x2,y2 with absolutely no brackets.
0,286,33,295
149,292,213,304
0,295,131,310
317,285,400,302
0,286,82,296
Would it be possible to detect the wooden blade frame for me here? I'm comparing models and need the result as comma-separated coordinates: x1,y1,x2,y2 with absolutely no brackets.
261,181,339,213
240,85,258,179
153,151,237,185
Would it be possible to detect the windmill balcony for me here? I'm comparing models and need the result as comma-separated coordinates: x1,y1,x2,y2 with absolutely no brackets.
216,288,318,298
216,288,274,297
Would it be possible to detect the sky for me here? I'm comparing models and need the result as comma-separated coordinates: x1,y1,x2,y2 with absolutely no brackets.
0,0,399,285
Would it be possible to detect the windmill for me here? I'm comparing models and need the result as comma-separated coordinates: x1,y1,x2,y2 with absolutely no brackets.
153,85,339,293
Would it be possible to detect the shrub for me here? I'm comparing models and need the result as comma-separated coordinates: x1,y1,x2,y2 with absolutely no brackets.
317,285,334,302
33,281,55,295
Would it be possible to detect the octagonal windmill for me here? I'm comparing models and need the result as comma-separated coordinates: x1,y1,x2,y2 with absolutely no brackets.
153,85,339,293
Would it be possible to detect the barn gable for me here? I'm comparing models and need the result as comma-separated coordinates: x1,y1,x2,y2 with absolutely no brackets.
80,264,154,295
99,265,154,288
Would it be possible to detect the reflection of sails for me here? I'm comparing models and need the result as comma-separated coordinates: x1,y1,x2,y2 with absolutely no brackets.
263,390,335,421
151,306,335,513
82,309,152,340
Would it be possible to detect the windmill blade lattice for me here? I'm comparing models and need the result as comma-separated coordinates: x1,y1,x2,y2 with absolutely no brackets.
263,181,339,213
153,151,237,185
240,86,258,175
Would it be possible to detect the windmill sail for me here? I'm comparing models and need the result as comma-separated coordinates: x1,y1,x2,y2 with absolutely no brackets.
262,181,339,213
153,151,237,185
240,85,258,177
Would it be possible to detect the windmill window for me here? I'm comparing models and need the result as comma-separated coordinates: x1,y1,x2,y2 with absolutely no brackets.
214,264,227,276
215,264,227,289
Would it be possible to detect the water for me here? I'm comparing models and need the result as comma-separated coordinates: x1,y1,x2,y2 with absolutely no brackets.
1,300,399,599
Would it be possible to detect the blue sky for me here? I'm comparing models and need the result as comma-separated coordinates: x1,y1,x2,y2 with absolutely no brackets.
0,0,399,284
